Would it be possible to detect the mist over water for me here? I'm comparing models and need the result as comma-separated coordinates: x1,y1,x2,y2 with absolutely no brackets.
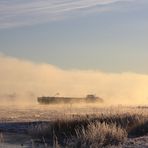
0,53,148,107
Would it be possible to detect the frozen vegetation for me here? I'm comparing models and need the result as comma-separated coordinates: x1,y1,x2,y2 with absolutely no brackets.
0,104,147,147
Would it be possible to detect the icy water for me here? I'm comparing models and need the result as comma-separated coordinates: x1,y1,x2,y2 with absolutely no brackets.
0,103,68,147
0,103,107,122
0,132,52,148
0,133,31,148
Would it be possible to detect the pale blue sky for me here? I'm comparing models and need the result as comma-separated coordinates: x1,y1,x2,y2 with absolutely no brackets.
0,0,148,73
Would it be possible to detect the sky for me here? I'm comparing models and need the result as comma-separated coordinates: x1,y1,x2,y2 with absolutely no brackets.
0,0,148,105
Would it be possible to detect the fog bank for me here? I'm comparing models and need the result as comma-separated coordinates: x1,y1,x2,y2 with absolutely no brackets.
0,54,148,105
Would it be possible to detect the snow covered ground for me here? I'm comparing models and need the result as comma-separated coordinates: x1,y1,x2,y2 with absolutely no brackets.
123,136,148,148
1,135,148,148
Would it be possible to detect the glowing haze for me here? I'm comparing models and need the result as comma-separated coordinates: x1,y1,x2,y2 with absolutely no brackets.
0,0,148,106
0,54,148,105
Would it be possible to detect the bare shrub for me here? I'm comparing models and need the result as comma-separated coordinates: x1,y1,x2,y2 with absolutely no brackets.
128,120,148,137
67,122,127,148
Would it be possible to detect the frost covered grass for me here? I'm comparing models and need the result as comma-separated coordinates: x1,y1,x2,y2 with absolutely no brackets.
28,106,148,147
68,122,127,148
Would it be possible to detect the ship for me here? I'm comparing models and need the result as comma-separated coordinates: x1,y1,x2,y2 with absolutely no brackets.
37,94,103,104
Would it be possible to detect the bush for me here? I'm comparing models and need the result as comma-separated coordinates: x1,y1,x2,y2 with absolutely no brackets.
67,122,127,148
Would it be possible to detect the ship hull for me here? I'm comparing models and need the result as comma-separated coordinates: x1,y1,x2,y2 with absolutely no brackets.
37,96,103,104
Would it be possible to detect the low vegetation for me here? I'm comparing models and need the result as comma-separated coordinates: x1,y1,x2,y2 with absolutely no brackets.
68,122,127,148
28,107,148,147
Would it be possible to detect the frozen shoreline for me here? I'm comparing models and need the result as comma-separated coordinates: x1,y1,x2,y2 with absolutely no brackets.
1,133,148,148
0,105,147,147
0,122,147,148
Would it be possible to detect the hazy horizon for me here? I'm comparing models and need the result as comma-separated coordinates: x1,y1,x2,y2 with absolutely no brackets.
0,0,148,106
0,53,148,106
